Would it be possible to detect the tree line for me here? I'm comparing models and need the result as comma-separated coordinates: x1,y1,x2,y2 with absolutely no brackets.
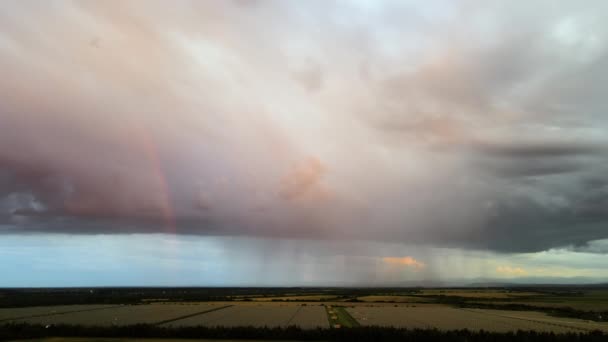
1,323,606,342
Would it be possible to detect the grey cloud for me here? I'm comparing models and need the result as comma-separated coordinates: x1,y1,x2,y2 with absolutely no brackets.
485,160,584,178
1,0,608,254
291,60,324,92
473,141,607,159
570,239,608,254
470,140,607,178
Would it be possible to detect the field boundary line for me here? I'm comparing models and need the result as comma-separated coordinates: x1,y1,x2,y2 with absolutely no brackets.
0,305,126,323
284,305,303,326
324,305,333,327
154,305,233,326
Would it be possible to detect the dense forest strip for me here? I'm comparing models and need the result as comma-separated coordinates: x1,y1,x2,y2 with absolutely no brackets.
155,305,233,326
0,305,125,323
1,322,607,342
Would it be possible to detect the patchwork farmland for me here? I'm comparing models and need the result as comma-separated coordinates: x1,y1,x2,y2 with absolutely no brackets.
1,303,329,329
2,302,607,333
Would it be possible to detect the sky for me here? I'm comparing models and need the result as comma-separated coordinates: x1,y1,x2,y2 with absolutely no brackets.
1,0,608,286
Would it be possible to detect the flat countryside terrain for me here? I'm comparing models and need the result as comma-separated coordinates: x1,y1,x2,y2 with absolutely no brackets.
2,287,608,342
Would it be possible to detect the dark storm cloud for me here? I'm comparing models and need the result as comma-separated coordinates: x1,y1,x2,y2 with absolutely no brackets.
1,0,608,253
474,141,606,159
469,140,608,177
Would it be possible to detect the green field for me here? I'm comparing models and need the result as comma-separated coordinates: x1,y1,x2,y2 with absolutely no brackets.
325,305,360,328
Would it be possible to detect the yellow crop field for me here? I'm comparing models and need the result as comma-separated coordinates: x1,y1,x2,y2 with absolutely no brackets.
476,300,608,312
465,308,608,332
418,290,544,298
161,305,328,329
346,306,608,333
0,305,119,322
13,304,224,326
252,295,339,301
356,295,430,303
287,305,330,329
3,302,606,334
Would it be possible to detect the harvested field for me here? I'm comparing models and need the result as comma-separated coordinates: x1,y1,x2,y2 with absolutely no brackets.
4,302,605,333
357,295,429,303
465,308,608,332
0,305,118,322
347,306,431,329
253,295,338,301
13,303,226,326
287,306,330,329
162,305,297,328
418,290,544,298
346,306,602,333
163,304,327,329
478,300,608,312
240,301,440,308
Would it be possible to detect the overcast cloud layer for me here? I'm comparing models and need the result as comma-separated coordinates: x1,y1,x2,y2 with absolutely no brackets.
1,0,608,253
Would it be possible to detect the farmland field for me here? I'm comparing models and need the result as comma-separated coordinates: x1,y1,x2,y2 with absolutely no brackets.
473,300,608,312
12,303,226,326
417,289,545,298
287,305,330,328
465,308,608,332
356,295,429,303
2,302,607,333
1,286,607,340
252,295,338,301
162,304,328,328
0,305,119,322
346,306,608,332
326,305,359,328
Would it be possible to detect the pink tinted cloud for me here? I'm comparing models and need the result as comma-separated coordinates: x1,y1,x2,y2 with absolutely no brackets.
382,256,426,270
